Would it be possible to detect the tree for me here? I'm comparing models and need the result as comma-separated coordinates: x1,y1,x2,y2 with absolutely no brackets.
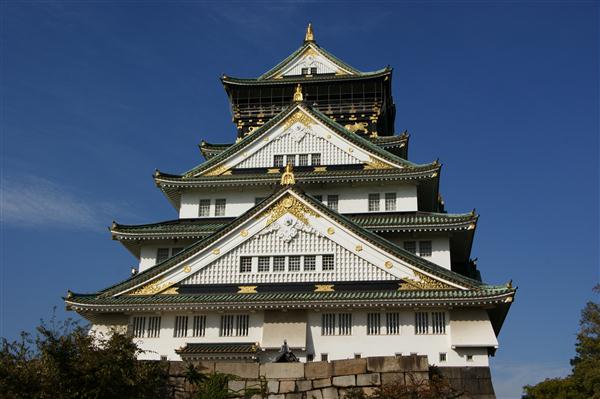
0,316,170,399
523,285,600,398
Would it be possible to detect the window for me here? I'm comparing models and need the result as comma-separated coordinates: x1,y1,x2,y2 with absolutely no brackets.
199,199,211,217
386,312,400,335
220,315,234,337
274,155,284,167
289,256,301,272
307,354,314,362
310,67,317,75
160,355,167,361
415,312,429,335
147,316,161,338
403,241,417,254
132,316,146,338
236,314,249,336
174,316,188,338
313,194,322,202
321,313,336,336
214,199,226,216
338,313,352,335
419,241,432,257
304,255,316,271
385,193,397,211
286,154,296,166
172,247,184,256
322,254,334,271
431,311,446,334
192,315,206,337
301,67,309,75
273,256,286,272
368,194,380,212
156,248,170,264
327,195,339,212
439,353,447,362
321,353,328,362
466,354,473,362
240,257,252,273
298,154,309,166
354,354,362,359
311,153,321,166
367,313,381,335
258,256,270,273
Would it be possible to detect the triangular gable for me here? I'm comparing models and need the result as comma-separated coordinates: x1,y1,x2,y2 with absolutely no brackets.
188,104,415,178
114,188,480,297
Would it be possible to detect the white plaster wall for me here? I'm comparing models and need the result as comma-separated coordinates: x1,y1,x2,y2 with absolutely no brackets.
180,188,273,219
385,236,451,270
138,240,196,272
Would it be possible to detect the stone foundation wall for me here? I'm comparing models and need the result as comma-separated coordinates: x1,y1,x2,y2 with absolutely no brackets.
166,356,495,399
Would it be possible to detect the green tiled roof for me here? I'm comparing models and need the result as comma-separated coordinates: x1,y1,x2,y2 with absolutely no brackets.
222,68,391,86
176,343,258,355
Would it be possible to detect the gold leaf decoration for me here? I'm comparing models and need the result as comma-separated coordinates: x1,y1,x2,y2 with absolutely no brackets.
283,110,314,130
327,227,335,235
240,229,249,237
364,157,394,170
160,287,179,295
314,284,335,292
129,279,174,296
202,164,231,177
398,271,454,290
257,194,320,227
183,265,191,273
355,244,363,252
238,286,258,294
212,248,220,255
385,261,393,269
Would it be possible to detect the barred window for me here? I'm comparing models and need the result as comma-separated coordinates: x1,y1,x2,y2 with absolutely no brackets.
367,313,381,335
322,313,336,336
286,154,296,166
338,313,352,335
289,256,301,272
258,256,270,273
239,257,252,273
301,67,309,75
274,155,284,167
386,312,401,335
439,353,447,362
419,241,432,257
322,254,334,271
321,353,328,362
220,315,234,337
273,256,285,272
147,316,161,338
236,314,249,336
156,248,170,264
403,241,417,254
415,312,429,335
327,195,339,212
310,67,317,75
132,316,146,338
431,311,446,334
368,193,380,212
298,154,309,166
174,316,188,338
199,199,211,217
303,255,316,271
214,199,226,216
311,153,321,166
192,315,206,337
385,193,397,211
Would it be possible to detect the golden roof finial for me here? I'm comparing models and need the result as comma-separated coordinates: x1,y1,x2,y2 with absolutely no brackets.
305,23,314,42
293,84,303,102
280,163,296,186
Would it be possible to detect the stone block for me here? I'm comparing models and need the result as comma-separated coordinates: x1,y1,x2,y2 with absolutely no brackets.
215,362,259,379
381,372,404,385
307,389,323,399
312,378,332,389
227,379,246,393
261,363,305,379
285,394,303,399
268,395,285,399
267,380,280,394
305,361,333,379
356,373,381,386
332,359,366,376
332,375,356,387
279,380,296,393
366,356,402,373
321,387,339,399
245,379,262,390
296,379,313,391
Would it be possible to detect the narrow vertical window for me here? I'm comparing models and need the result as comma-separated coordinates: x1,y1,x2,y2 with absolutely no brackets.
147,316,161,338
298,154,309,166
199,199,211,217
239,257,252,273
214,199,226,216
322,254,335,271
273,256,286,272
311,153,321,166
274,155,284,167
236,314,249,336
466,354,474,362
439,353,447,362
368,194,380,212
307,354,314,362
431,311,446,334
321,313,336,336
338,313,352,336
220,315,234,337
327,195,339,212
132,316,146,338
192,315,206,337
288,256,301,272
403,241,417,254
257,256,270,273
415,312,429,335
310,67,318,75
303,255,316,271
386,312,400,335
286,154,296,166
174,316,188,338
156,248,170,264
419,241,432,257
321,353,328,362
385,192,397,211
367,313,381,335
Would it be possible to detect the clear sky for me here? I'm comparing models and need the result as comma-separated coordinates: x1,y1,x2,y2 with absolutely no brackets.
1,2,598,398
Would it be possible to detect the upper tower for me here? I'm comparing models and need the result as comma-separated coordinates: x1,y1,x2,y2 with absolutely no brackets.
221,24,396,138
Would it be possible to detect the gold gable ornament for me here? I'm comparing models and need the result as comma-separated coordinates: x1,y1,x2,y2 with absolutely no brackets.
280,163,296,186
304,23,315,42
293,84,304,102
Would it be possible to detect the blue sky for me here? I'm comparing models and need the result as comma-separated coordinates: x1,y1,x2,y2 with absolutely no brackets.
0,2,597,398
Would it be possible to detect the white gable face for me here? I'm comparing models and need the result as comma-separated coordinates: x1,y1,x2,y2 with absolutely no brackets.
199,107,396,176
278,47,349,77
118,192,464,296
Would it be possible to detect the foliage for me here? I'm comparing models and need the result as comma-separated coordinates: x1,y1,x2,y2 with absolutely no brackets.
0,316,169,399
523,285,600,398
184,364,264,399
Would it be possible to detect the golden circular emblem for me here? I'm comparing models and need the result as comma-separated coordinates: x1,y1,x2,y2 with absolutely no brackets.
385,261,393,269
355,245,363,252
282,197,294,208
212,248,220,255
183,265,191,273
240,229,249,237
327,227,335,235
